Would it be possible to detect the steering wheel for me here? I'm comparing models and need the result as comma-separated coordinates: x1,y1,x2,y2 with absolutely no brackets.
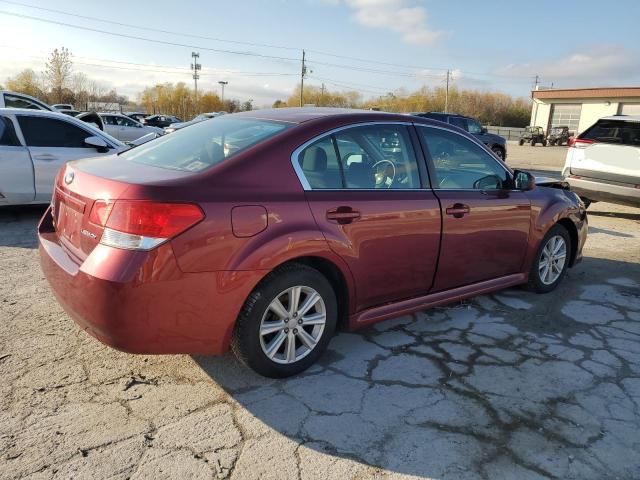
372,159,396,188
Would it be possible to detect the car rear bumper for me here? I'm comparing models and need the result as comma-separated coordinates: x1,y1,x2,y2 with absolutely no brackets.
38,207,265,355
566,177,640,208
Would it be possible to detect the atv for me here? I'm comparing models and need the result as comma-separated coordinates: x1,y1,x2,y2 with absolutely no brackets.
519,126,547,146
547,126,571,146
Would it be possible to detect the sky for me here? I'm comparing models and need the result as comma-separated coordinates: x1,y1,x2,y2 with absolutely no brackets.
1,0,639,107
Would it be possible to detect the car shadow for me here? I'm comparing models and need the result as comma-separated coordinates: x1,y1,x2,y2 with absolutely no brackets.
194,256,640,478
588,225,635,238
0,205,47,248
587,209,640,221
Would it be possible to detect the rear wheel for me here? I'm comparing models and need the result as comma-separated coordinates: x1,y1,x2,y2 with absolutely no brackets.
530,139,536,146
527,224,571,293
542,139,548,147
518,139,525,146
231,263,337,378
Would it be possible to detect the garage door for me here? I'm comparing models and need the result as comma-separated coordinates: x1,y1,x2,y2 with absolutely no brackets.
549,104,582,135
620,103,640,115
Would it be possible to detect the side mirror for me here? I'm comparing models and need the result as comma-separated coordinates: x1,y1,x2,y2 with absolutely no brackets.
84,136,109,152
513,170,536,191
481,127,488,134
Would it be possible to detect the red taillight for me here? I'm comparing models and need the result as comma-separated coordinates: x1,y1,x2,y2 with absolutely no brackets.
570,138,595,148
105,201,204,238
89,200,114,226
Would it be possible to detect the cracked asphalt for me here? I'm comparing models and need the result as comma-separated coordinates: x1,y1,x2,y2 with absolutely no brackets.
1,200,639,480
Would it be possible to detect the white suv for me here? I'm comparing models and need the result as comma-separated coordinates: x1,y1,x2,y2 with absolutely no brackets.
562,115,640,208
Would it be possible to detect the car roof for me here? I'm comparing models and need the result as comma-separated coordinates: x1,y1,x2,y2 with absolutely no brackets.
0,107,71,117
230,107,413,125
599,115,640,122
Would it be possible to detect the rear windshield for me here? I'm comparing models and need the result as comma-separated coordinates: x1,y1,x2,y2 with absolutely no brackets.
120,116,290,172
580,119,640,146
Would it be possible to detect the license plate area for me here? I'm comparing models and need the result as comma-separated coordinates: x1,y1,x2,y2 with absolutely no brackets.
55,188,86,248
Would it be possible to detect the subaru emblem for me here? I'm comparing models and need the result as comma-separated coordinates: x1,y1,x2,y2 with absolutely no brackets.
64,172,74,185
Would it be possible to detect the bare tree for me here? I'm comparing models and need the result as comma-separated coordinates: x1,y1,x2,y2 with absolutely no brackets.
45,47,73,103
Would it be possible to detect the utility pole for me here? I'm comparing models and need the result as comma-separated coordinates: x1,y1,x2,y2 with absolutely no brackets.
320,83,325,106
191,51,201,110
218,81,228,104
444,69,450,113
300,49,307,107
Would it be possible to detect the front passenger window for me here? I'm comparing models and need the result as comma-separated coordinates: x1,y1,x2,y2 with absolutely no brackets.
419,126,509,190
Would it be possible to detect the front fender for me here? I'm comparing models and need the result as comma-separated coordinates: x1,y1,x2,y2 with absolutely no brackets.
523,187,587,271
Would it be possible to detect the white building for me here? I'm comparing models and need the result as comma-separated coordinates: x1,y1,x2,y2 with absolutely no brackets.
530,87,640,135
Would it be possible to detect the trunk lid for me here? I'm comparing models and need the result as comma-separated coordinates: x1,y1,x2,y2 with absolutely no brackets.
53,155,196,261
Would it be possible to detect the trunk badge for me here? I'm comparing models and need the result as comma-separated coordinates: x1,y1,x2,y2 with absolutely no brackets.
64,172,75,185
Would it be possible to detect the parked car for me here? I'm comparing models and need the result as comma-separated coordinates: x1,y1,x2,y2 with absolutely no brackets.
100,113,164,142
38,108,587,378
519,126,547,146
164,112,222,133
52,103,74,111
0,108,125,206
412,112,507,161
144,114,182,128
0,90,54,111
547,126,571,146
125,112,149,124
562,115,640,208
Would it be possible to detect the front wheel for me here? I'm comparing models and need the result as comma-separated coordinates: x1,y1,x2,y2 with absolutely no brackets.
491,146,505,161
527,224,572,293
231,263,337,378
518,139,525,146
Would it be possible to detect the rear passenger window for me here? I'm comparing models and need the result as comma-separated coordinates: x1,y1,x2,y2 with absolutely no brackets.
297,136,342,189
0,117,20,146
580,120,640,146
297,125,421,190
18,116,90,148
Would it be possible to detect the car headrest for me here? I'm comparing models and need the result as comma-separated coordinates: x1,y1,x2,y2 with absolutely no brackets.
301,147,327,172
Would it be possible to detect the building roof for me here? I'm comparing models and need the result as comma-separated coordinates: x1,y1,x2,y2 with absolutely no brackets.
532,87,640,100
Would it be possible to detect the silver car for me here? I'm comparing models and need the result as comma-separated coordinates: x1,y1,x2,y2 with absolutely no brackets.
0,108,126,206
99,113,164,142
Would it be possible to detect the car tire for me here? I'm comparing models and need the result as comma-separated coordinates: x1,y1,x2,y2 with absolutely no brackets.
580,197,592,209
231,263,337,378
527,224,572,293
518,139,525,146
491,146,505,160
530,139,536,146
542,140,548,147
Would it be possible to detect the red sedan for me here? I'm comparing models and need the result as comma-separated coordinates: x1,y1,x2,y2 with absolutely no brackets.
39,109,587,377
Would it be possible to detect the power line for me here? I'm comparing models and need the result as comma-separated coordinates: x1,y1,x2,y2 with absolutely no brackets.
0,0,300,52
0,10,302,63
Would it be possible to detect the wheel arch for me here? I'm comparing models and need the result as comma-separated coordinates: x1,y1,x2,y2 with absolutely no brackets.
267,255,353,331
556,217,579,267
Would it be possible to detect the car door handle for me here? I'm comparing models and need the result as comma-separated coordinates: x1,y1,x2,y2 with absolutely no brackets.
445,203,470,218
33,154,58,161
326,207,361,224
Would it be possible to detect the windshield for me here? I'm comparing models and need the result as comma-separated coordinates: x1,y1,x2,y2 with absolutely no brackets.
120,116,291,172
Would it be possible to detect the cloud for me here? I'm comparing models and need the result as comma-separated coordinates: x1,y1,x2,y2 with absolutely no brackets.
331,0,445,46
496,46,640,86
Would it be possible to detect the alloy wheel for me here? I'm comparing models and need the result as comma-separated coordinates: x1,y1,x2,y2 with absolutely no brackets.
259,286,327,364
538,235,567,285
